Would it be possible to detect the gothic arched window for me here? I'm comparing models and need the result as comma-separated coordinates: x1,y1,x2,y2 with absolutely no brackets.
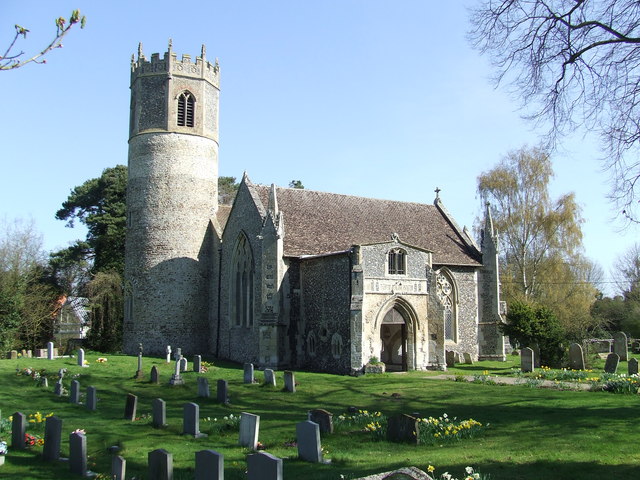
231,233,254,327
436,270,457,341
177,91,195,127
388,248,407,275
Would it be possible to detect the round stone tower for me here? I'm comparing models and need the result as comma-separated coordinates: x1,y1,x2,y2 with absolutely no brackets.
124,42,220,355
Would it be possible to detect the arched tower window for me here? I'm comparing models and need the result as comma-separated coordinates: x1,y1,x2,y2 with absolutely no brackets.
177,91,195,127
436,270,457,341
231,233,254,327
388,248,407,275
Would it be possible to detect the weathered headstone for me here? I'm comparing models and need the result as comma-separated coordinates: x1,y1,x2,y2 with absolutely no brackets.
148,448,173,480
613,331,629,361
604,352,620,373
354,467,432,480
86,386,97,411
296,420,322,463
9,350,17,360
58,368,65,379
77,348,86,367
40,377,49,388
217,379,228,404
569,343,586,370
183,402,208,438
463,352,473,365
445,350,455,368
174,347,182,361
69,432,87,476
152,398,167,428
26,349,32,358
531,343,541,367
47,341,55,360
54,379,63,396
35,348,46,358
387,414,419,445
284,371,296,392
124,393,138,421
244,363,254,384
247,452,282,480
11,411,26,449
43,415,63,461
166,345,172,363
70,380,81,404
179,356,188,372
239,412,260,449
194,355,202,373
112,455,126,480
308,409,333,434
195,449,224,480
264,368,276,387
453,352,461,364
197,377,210,398
521,347,535,373
169,359,184,386
629,358,639,376
135,353,144,379
150,365,160,384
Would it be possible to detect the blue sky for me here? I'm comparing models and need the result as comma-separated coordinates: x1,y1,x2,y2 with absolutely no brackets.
1,1,634,295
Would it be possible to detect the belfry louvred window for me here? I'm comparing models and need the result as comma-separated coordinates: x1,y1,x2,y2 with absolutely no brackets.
177,92,195,127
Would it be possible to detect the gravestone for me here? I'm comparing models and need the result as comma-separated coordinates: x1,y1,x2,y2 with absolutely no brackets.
217,379,228,404
40,377,49,388
453,352,461,364
195,449,224,480
179,356,188,372
183,402,208,438
43,415,63,461
166,345,172,363
569,343,585,370
296,420,322,463
148,449,173,480
69,431,87,476
174,347,182,361
247,452,282,480
35,348,46,358
264,368,276,386
169,359,184,386
244,363,254,384
521,347,535,373
150,365,160,384
194,355,202,373
9,350,17,360
239,412,260,449
86,386,97,411
386,414,419,445
47,341,55,360
308,409,333,434
531,343,541,367
197,377,210,398
27,349,32,358
354,467,432,480
112,455,126,480
604,352,620,373
77,348,86,367
445,350,455,368
629,358,639,376
11,411,26,449
58,368,65,379
613,331,629,361
135,353,144,379
124,393,138,421
284,371,296,392
152,398,167,428
70,380,81,404
463,352,473,365
54,379,63,396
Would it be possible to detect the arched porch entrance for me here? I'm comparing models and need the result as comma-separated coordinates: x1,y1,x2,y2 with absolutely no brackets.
380,307,408,371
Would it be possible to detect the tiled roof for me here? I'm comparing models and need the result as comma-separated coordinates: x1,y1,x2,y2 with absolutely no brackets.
216,204,232,231
252,185,481,266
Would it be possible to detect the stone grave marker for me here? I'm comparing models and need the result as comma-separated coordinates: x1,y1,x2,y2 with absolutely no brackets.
197,377,210,398
40,377,48,388
150,365,160,384
69,431,87,476
445,350,455,368
604,352,620,373
195,449,224,480
9,350,17,360
43,415,63,461
112,455,126,480
453,352,461,364
47,341,55,360
12,411,26,449
54,379,63,396
148,448,173,480
284,371,296,392
244,363,254,384
613,331,629,361
183,402,208,438
308,409,333,434
35,348,46,358
124,393,138,421
169,359,184,385
70,380,81,404
58,368,65,379
166,345,172,363
296,420,322,463
569,343,586,370
135,353,144,379
629,358,639,376
86,386,97,411
217,379,228,404
174,347,182,361
179,356,188,372
463,352,473,365
239,412,260,449
152,398,167,428
194,354,202,373
27,349,32,358
247,452,282,480
354,467,432,480
521,347,535,373
386,414,419,445
77,348,86,367
264,368,276,387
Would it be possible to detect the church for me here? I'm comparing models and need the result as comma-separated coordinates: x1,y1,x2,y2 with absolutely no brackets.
123,43,507,374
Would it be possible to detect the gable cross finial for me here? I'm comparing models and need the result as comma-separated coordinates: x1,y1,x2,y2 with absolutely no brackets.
168,38,173,52
435,187,441,199
391,232,400,243
201,44,206,60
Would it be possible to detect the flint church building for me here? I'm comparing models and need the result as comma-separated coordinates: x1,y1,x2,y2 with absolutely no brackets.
123,44,507,374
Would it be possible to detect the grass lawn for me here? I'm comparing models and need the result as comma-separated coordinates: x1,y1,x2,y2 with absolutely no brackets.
0,353,639,479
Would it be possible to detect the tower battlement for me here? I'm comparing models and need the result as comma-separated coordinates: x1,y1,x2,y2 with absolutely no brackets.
131,41,219,88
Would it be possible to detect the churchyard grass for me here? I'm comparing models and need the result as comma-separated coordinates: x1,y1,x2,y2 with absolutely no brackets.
0,353,639,479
